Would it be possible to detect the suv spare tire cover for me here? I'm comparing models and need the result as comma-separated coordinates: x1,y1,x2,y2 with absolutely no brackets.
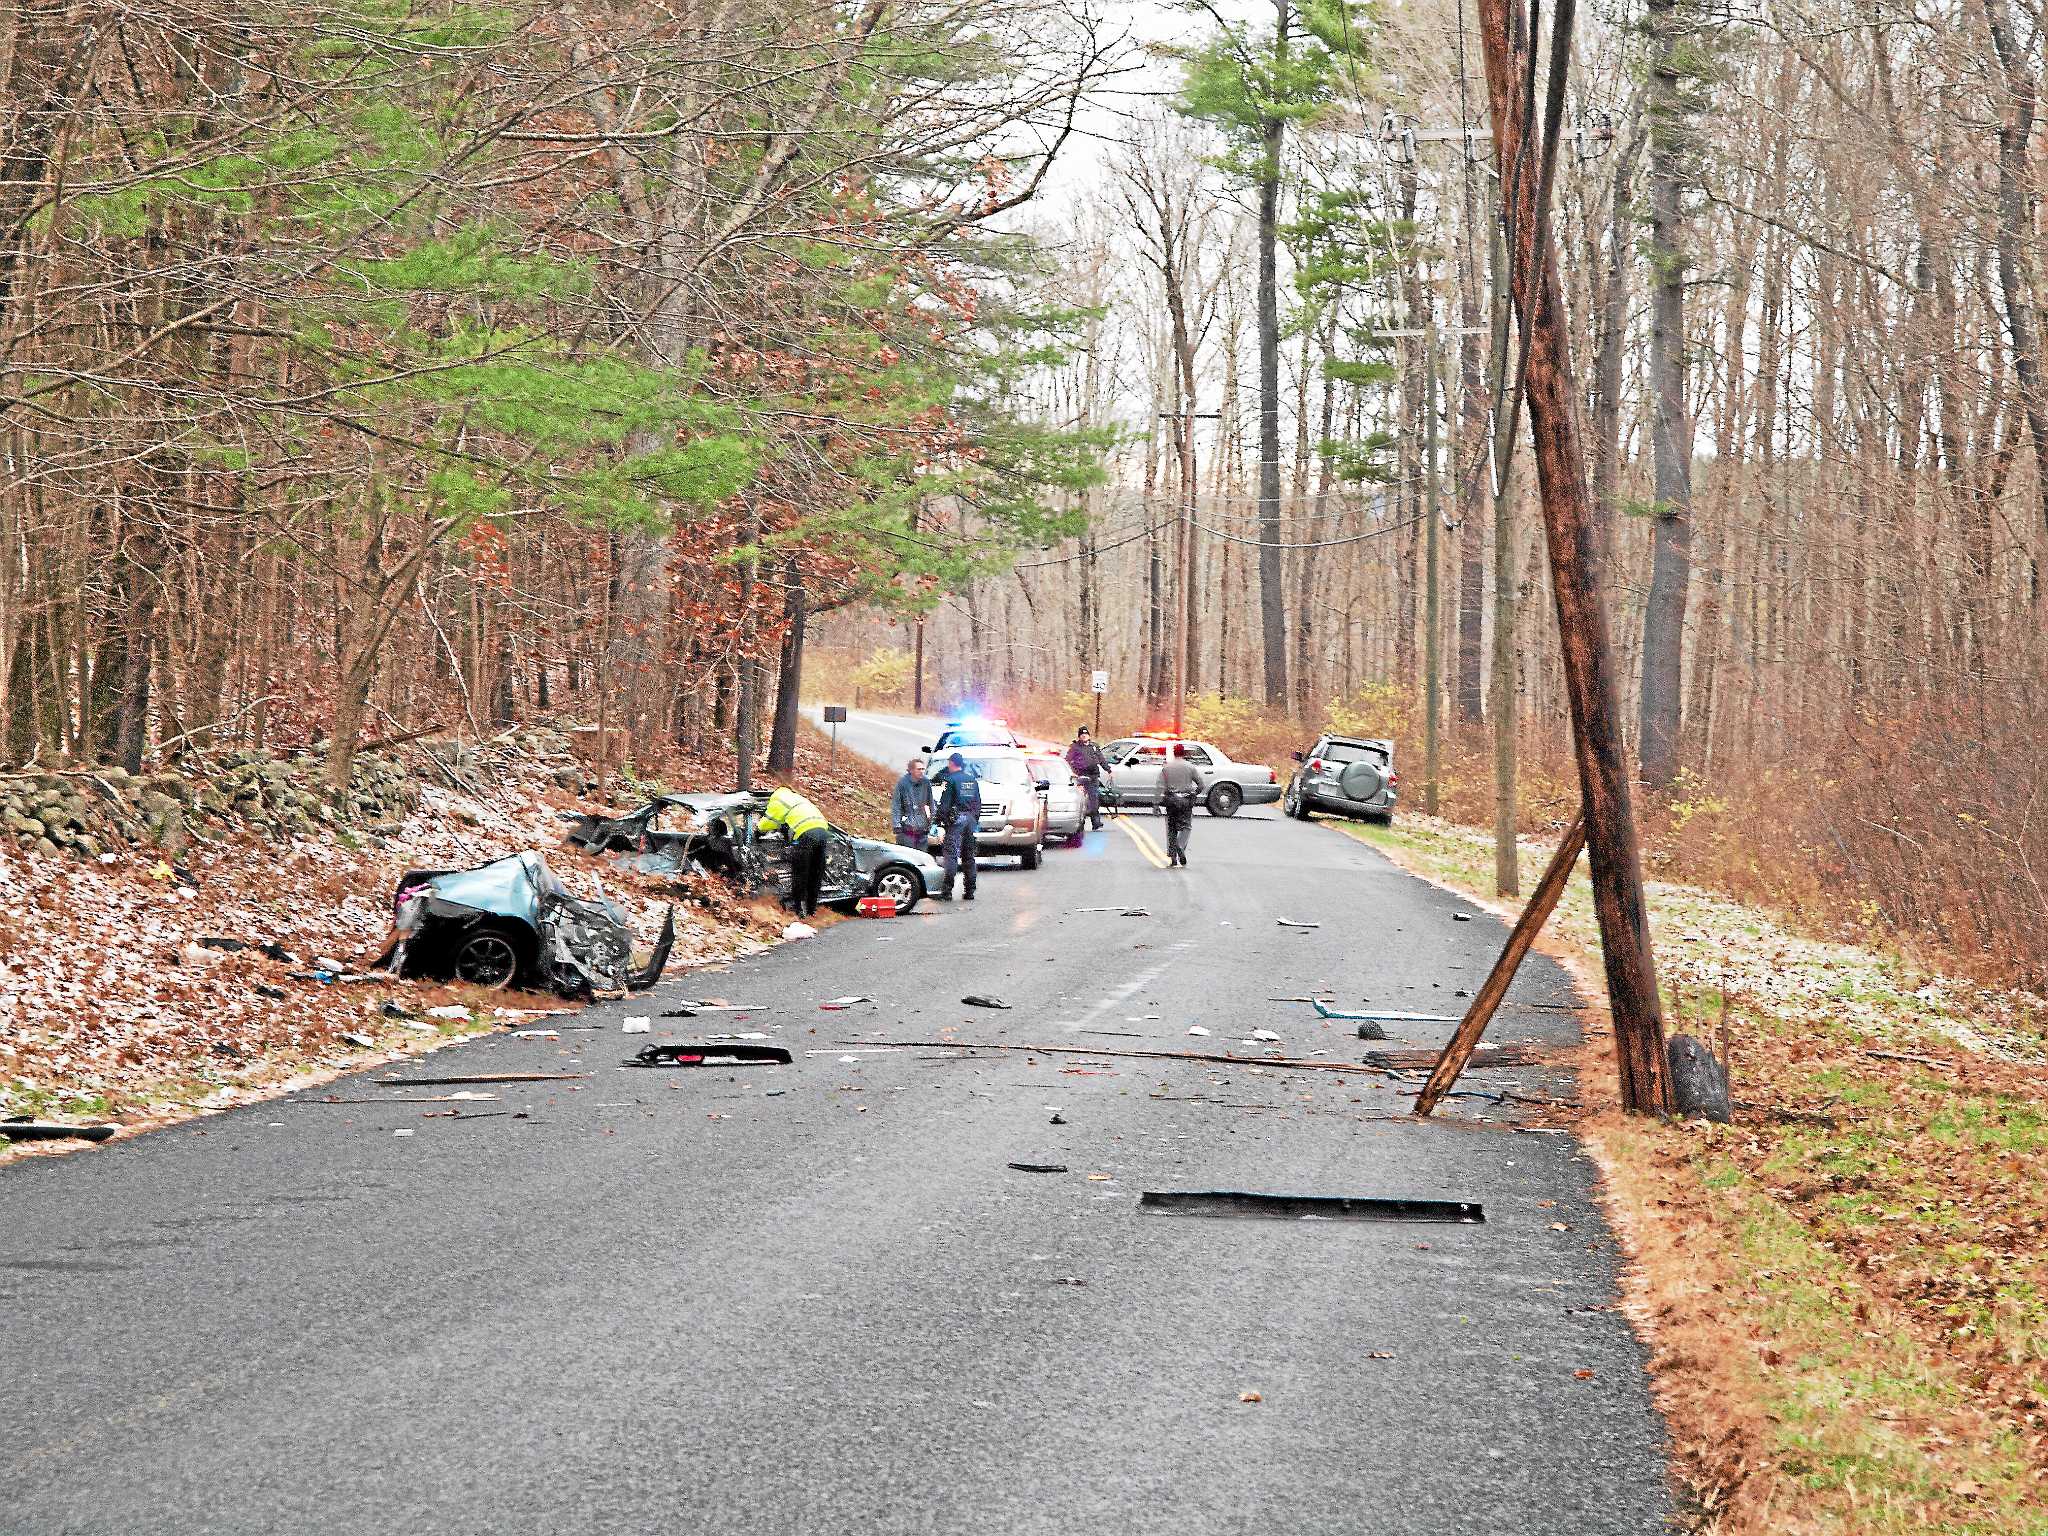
1338,760,1385,801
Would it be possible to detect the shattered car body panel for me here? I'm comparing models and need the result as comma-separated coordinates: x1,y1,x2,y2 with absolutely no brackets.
562,792,941,911
387,851,674,999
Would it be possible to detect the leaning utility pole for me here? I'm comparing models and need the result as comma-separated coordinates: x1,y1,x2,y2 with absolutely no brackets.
1473,0,1671,1111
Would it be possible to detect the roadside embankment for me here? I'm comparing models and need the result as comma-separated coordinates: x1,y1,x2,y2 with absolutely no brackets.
1345,813,2048,1536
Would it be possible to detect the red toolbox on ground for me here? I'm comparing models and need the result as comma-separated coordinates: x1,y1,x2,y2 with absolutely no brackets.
855,895,899,918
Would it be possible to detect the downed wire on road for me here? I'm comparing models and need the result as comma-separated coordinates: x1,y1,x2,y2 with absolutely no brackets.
829,1040,1398,1077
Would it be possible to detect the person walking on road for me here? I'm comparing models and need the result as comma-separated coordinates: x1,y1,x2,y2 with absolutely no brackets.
1160,744,1204,868
932,751,981,901
892,757,934,850
1064,726,1113,831
758,784,830,916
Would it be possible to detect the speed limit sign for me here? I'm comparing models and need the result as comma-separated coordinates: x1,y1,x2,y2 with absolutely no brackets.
1090,670,1109,694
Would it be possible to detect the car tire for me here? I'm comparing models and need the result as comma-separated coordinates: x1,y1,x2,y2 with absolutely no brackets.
1289,791,1313,821
452,925,522,989
1021,841,1043,870
870,864,923,914
1207,782,1242,818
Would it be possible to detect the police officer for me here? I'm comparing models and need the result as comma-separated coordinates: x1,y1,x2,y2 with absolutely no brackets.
758,784,830,916
1160,743,1205,868
1064,725,1112,831
931,750,981,901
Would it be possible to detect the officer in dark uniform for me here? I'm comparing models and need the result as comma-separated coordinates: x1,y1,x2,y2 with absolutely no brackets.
932,751,981,901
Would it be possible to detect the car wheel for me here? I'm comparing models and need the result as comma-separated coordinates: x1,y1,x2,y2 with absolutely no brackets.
1021,841,1043,870
1207,782,1242,818
453,926,522,989
1287,788,1312,820
870,864,923,913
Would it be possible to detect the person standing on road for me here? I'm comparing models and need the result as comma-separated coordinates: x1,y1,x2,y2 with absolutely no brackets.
1160,744,1205,868
892,757,934,850
1064,726,1113,831
931,751,981,901
758,784,830,916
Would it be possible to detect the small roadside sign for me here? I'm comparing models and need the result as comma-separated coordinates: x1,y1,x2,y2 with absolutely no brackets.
1090,671,1109,694
823,705,848,722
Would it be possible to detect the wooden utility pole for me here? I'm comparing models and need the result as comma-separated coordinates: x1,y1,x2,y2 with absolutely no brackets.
1472,0,1671,1112
1415,815,1584,1116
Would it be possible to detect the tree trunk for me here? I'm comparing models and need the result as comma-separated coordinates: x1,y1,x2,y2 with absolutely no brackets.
1255,0,1290,708
767,558,805,773
1638,0,1695,791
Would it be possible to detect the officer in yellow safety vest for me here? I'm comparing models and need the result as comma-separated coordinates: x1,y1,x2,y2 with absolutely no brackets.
758,785,830,917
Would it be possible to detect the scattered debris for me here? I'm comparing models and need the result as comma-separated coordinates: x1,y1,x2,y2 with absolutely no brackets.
1355,1022,1387,1041
661,1001,767,1016
383,1001,418,1021
962,995,1011,1010
425,1005,472,1021
340,1031,375,1049
622,1017,652,1034
1139,1191,1486,1224
1187,1026,1211,1037
626,1042,794,1068
1249,1029,1282,1043
0,1118,118,1143
1049,1112,1068,1125
1007,1161,1069,1174
1120,908,1149,918
197,936,296,963
1275,918,1320,929
1452,912,1472,922
783,921,818,940
820,996,871,1009
378,1072,588,1086
393,1128,415,1137
1239,1390,1263,1403
509,1029,560,1040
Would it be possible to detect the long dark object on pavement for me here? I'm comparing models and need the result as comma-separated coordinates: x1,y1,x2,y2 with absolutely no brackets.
624,1042,793,1068
377,1072,588,1086
1139,1191,1484,1224
1475,0,1670,1113
837,1040,1394,1077
1416,816,1586,1117
0,1120,117,1142
1375,1043,1550,1071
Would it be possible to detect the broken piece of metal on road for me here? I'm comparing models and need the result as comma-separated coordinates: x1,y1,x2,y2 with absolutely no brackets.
1310,1002,1459,1023
377,1072,588,1086
841,1040,1395,1077
0,1119,118,1143
819,996,872,1009
1007,1161,1069,1174
1139,1191,1485,1223
661,1002,768,1016
1275,918,1321,929
625,1042,794,1069
961,995,1011,1009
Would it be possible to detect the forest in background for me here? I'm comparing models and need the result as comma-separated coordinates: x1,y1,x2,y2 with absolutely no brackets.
3,0,2044,985
827,0,2048,987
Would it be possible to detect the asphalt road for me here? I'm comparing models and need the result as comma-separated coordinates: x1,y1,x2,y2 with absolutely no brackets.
1,711,1672,1535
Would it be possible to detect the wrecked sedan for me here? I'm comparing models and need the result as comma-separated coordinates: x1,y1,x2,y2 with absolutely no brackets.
563,791,941,913
383,851,674,998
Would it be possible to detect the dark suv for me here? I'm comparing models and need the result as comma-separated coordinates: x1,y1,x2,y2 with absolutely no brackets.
1284,734,1396,824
